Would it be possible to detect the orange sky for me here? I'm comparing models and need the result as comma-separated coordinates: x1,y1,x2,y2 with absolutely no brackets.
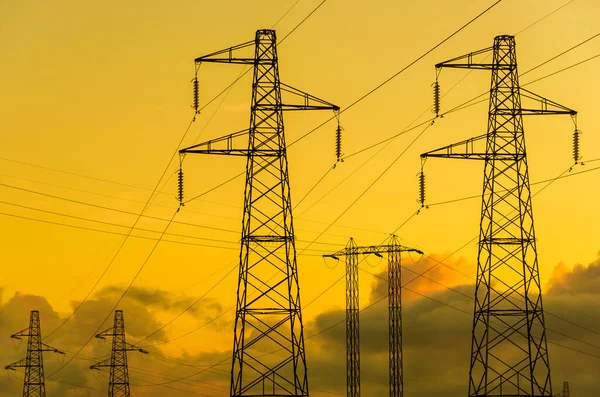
0,0,599,396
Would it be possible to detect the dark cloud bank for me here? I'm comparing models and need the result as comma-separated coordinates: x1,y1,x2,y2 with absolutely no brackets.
1,254,599,396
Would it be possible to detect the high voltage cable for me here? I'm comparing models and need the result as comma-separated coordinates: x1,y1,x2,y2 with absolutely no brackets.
298,121,435,255
0,181,239,234
338,42,599,163
196,0,329,113
183,20,599,211
41,1,339,379
46,208,180,378
133,262,239,345
361,265,600,350
514,0,576,36
286,0,504,148
14,1,596,388
0,170,362,238
183,0,503,205
92,0,596,378
521,31,600,76
427,161,600,207
524,52,600,86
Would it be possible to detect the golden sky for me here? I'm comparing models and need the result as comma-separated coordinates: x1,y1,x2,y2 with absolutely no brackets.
0,0,599,396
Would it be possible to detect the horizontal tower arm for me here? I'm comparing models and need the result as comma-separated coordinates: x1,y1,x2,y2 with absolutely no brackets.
420,134,505,160
519,88,577,115
194,40,257,64
179,129,256,156
90,358,111,370
324,244,423,259
5,359,26,370
277,83,340,111
435,46,497,70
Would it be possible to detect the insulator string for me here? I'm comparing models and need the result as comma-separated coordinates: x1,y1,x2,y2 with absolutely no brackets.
418,171,426,207
573,129,581,164
432,81,441,117
334,110,343,165
192,77,200,117
177,155,185,210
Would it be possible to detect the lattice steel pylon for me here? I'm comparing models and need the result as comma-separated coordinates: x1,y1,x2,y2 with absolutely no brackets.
420,35,577,397
90,310,148,397
324,237,422,397
180,29,339,397
5,310,64,397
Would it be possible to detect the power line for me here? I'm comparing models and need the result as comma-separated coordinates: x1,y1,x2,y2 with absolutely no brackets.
47,209,180,378
521,31,600,77
514,0,576,36
287,0,504,148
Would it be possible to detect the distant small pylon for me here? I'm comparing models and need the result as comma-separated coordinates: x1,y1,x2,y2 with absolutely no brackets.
90,310,148,397
5,310,65,397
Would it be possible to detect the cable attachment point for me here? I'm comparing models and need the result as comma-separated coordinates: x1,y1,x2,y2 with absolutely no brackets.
176,155,185,210
334,110,344,167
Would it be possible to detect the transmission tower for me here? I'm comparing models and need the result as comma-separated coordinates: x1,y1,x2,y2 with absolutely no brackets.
420,35,577,397
5,310,65,397
554,382,570,397
324,237,422,397
180,29,339,397
90,310,148,397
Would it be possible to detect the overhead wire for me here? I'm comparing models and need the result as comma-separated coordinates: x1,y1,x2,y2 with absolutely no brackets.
25,0,596,384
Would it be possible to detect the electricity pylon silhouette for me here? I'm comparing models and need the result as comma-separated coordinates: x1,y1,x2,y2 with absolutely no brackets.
5,310,65,397
180,29,339,397
420,35,577,397
554,382,570,397
90,310,148,397
324,236,422,397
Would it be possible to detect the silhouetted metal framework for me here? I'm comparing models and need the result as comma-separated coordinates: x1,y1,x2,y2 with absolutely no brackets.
553,382,570,397
90,310,148,397
324,237,422,397
180,29,339,397
5,310,64,397
421,35,577,397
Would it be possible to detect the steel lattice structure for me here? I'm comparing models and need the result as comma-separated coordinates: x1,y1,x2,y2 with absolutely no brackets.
90,310,148,397
181,29,339,397
421,35,576,397
5,310,64,397
324,237,422,397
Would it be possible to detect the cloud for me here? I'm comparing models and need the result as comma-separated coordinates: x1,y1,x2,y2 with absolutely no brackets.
303,252,600,397
0,287,231,397
2,253,599,397
369,252,475,303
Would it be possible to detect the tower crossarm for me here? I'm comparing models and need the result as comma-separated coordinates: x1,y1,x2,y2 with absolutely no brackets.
194,40,256,64
519,88,577,116
89,358,111,371
357,244,423,256
323,244,423,259
435,45,498,70
125,343,148,354
5,358,26,370
420,134,508,161
10,327,30,340
180,129,254,156
278,83,340,111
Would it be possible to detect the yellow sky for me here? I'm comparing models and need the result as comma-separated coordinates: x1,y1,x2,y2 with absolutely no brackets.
0,0,599,395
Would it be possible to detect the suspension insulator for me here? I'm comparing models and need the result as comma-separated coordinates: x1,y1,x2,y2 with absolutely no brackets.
418,171,426,206
573,129,580,164
433,81,441,117
177,168,184,206
192,77,199,114
335,125,343,162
